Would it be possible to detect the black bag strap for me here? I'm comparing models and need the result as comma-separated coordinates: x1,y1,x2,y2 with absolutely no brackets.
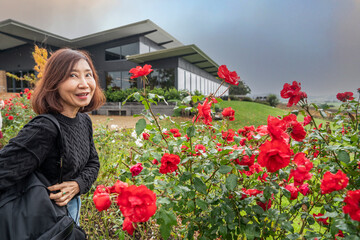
31,114,65,183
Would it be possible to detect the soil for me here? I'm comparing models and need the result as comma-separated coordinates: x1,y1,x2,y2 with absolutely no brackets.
88,114,144,129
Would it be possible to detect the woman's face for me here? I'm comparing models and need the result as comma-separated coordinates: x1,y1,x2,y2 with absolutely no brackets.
58,59,96,117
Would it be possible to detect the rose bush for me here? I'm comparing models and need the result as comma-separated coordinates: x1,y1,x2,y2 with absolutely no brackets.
92,62,360,239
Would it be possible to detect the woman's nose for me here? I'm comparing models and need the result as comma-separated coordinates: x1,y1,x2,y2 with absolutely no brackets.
78,76,89,88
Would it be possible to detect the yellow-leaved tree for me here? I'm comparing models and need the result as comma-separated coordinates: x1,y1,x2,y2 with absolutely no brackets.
6,45,48,86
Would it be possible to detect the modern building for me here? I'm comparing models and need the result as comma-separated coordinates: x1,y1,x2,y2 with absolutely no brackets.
0,19,228,97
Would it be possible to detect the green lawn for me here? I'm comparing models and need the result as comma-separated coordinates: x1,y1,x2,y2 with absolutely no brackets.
218,100,330,129
218,101,289,128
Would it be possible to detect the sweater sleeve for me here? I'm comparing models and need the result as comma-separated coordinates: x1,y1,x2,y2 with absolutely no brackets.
74,116,100,194
0,117,58,191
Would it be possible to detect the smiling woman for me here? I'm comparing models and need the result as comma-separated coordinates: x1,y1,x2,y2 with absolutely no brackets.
0,48,105,238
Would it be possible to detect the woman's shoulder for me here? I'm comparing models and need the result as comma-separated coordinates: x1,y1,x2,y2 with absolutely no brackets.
78,112,93,124
24,115,60,136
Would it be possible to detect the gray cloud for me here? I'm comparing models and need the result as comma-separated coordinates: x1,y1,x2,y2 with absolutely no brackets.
1,0,359,98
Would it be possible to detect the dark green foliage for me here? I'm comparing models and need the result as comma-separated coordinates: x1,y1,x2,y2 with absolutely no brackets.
267,94,280,107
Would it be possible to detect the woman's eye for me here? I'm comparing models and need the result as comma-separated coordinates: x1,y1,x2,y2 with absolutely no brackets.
86,73,93,77
70,74,77,78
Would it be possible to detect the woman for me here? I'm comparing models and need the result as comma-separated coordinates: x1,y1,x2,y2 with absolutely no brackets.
0,48,105,225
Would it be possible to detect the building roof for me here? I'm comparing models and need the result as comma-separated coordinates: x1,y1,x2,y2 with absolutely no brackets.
0,19,183,50
126,44,219,76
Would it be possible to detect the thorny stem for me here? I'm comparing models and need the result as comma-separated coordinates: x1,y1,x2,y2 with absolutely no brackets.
213,80,224,96
141,76,169,148
218,85,231,98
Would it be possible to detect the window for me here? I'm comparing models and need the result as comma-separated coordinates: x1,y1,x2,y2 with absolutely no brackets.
6,70,32,92
105,43,139,61
105,47,121,61
106,71,136,90
147,68,176,89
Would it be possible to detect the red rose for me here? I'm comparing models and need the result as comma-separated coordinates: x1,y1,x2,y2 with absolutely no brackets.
142,132,150,140
194,144,206,156
8,116,14,120
267,116,289,143
283,114,307,141
299,183,310,196
241,188,263,199
257,198,272,211
93,185,111,212
113,180,129,194
193,98,212,125
313,213,329,225
116,185,157,223
170,128,181,137
122,217,136,235
130,163,143,177
222,107,235,121
159,153,181,174
255,125,269,136
288,153,313,186
280,81,307,107
303,115,312,126
236,154,255,167
129,64,153,79
258,139,292,172
343,189,360,221
152,159,159,165
320,170,349,194
336,92,354,102
217,65,240,86
222,129,235,142
335,230,344,239
285,183,299,200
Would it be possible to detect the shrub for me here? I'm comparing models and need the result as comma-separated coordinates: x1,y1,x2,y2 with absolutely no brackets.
241,96,253,102
267,94,279,107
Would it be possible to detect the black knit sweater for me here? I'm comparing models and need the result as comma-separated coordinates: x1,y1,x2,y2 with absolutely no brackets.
0,113,99,194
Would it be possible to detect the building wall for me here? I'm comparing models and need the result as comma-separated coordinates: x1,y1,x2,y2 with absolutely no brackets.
0,44,38,72
0,70,6,93
139,36,165,54
177,58,228,96
83,36,141,89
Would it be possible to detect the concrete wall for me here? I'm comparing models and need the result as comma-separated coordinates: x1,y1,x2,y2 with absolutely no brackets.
95,102,176,116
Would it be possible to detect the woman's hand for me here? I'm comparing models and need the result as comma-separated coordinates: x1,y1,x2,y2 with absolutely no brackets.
48,181,80,206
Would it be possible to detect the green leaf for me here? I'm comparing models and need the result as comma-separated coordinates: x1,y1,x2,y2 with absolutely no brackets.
281,221,294,233
320,109,328,118
194,177,207,194
133,92,141,101
219,165,233,174
160,224,171,240
187,200,195,211
226,174,238,191
186,126,196,137
157,197,171,205
152,134,162,144
135,119,146,136
263,186,272,200
337,150,350,164
195,199,207,210
183,96,192,104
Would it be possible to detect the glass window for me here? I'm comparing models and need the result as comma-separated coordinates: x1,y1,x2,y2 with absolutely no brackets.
121,43,139,59
122,71,137,89
147,68,175,89
106,72,121,89
6,70,32,92
105,47,121,61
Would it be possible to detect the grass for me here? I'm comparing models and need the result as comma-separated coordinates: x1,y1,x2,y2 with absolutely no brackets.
218,100,330,129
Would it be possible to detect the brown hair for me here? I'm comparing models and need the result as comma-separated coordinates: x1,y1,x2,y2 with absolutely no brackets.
31,48,105,114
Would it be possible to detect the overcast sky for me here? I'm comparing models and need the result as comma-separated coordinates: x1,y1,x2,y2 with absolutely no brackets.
1,0,359,98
